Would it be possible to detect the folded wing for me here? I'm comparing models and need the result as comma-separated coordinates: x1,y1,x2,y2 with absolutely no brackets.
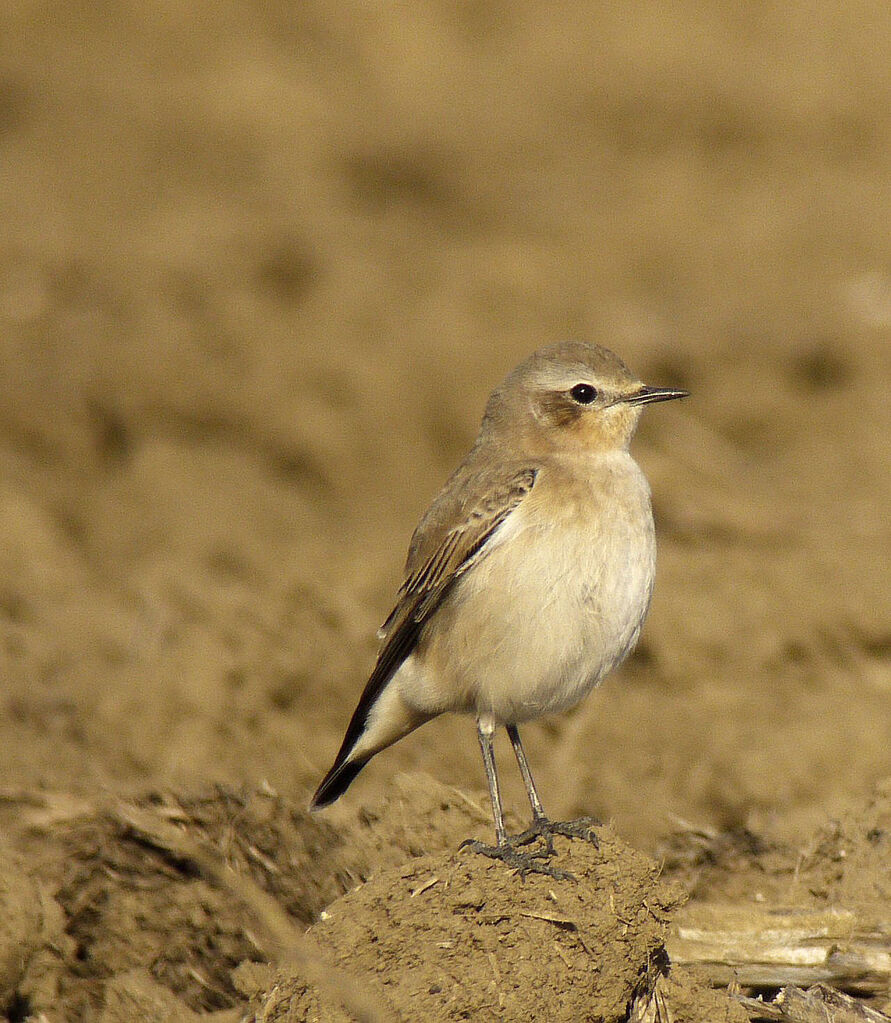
310,464,538,807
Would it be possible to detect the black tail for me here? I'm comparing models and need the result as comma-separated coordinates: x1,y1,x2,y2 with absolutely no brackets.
310,753,371,809
309,678,382,810
310,596,430,811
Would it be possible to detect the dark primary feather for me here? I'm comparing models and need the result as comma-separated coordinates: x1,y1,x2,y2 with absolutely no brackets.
311,464,538,808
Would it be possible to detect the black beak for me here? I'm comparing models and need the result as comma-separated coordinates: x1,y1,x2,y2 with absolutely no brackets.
623,386,689,406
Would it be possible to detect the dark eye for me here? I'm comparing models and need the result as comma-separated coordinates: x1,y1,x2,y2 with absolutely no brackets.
569,383,598,405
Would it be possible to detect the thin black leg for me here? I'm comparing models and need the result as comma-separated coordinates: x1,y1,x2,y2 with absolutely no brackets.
477,720,507,846
506,723,546,822
507,723,601,851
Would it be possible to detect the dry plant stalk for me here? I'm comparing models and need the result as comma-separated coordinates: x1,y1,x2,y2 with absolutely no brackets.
738,982,891,1022
628,973,673,1023
669,902,891,993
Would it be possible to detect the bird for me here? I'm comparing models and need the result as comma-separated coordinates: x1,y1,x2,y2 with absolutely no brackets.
311,342,687,876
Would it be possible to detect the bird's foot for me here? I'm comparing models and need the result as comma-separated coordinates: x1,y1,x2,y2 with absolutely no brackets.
460,838,576,881
513,815,601,855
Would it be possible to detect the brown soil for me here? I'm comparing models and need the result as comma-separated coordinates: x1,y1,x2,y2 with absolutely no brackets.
1,1,890,1020
244,834,683,1023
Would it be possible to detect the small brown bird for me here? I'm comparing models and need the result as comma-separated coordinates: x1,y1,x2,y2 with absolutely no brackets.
311,343,687,875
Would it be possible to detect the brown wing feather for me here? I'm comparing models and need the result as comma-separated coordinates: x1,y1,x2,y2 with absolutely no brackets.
380,463,537,637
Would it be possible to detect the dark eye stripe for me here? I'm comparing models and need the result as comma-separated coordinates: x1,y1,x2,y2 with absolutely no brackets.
569,383,597,405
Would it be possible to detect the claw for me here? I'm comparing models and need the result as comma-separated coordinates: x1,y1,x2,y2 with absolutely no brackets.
461,839,576,881
514,815,601,851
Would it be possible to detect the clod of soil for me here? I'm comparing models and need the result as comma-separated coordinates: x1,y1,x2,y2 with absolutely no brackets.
243,829,686,1022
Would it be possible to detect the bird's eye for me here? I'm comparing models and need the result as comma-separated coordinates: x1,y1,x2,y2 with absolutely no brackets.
569,383,598,405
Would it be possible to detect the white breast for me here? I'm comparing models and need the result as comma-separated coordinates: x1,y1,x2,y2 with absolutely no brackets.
404,451,656,724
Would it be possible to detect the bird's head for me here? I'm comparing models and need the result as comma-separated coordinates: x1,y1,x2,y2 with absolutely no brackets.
481,341,688,456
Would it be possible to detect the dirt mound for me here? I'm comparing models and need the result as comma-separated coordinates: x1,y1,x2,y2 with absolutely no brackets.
258,833,679,1022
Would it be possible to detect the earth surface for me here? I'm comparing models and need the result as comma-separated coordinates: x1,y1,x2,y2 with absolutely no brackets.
1,1,890,1020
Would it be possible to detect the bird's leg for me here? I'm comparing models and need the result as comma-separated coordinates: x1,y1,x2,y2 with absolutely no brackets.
507,724,600,851
506,723,547,820
478,715,507,846
461,717,574,880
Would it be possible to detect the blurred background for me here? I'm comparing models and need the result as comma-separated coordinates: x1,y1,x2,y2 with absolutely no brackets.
1,0,889,850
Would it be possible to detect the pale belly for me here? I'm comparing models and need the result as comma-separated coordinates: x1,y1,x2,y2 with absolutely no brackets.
401,455,657,724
